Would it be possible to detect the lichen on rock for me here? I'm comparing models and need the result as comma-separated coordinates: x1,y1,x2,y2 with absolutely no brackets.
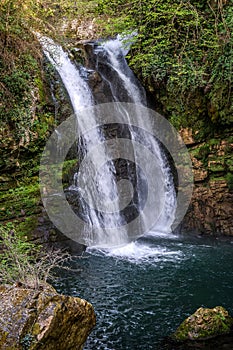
172,306,233,342
0,284,96,349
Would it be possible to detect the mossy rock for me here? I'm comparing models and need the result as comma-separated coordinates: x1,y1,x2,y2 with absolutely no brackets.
62,159,78,186
172,306,233,341
0,284,96,349
0,182,41,221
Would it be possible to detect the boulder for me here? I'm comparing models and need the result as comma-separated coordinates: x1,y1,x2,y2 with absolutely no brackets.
0,284,96,349
172,306,233,342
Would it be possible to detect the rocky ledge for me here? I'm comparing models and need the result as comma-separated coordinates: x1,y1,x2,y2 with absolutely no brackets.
0,284,96,349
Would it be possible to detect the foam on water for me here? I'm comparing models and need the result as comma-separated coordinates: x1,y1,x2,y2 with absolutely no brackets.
87,239,184,264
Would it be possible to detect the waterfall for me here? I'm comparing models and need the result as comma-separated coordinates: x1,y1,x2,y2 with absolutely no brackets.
92,38,176,234
39,36,177,248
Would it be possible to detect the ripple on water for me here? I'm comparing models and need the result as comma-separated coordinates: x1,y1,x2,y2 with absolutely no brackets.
53,235,233,350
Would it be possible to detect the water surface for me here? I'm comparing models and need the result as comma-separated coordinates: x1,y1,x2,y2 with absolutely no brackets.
54,233,233,349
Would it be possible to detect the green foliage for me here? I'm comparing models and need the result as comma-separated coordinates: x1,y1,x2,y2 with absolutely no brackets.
0,224,40,286
0,0,97,48
0,0,94,138
195,144,210,166
1,0,232,138
0,182,40,221
62,159,78,186
95,0,233,134
0,61,34,139
0,224,71,288
226,172,233,190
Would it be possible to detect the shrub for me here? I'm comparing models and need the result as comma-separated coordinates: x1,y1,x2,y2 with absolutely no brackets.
0,225,71,289
95,0,233,132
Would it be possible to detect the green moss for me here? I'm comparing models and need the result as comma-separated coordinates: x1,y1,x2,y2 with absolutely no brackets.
226,173,233,190
226,158,233,172
32,323,41,336
195,144,210,165
15,216,39,239
173,306,233,341
209,139,221,146
209,164,225,173
62,159,78,185
190,136,233,186
209,175,226,182
0,182,40,221
34,76,46,105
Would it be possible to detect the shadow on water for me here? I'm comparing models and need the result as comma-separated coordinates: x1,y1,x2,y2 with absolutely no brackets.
161,332,233,350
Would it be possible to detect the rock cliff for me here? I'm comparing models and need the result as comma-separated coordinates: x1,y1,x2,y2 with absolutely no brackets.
1,38,232,239
180,129,233,235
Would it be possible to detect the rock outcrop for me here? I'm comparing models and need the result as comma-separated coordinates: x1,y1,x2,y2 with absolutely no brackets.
172,306,233,341
0,53,85,252
0,284,96,349
182,179,233,235
180,129,233,235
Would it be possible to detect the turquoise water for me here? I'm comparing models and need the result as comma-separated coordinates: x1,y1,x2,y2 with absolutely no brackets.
54,234,233,349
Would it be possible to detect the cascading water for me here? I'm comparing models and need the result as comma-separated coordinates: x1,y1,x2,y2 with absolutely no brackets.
93,37,176,234
36,35,230,350
40,35,177,248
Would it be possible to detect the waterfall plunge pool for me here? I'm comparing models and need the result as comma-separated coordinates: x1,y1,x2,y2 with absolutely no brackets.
39,33,232,350
53,233,233,350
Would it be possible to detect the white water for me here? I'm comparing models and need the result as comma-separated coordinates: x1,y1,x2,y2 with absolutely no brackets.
87,235,183,265
40,35,177,249
40,37,93,112
95,38,176,234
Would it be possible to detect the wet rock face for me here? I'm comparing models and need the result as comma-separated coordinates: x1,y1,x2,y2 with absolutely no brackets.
172,306,233,342
182,180,233,235
73,41,146,104
0,284,96,350
180,129,233,236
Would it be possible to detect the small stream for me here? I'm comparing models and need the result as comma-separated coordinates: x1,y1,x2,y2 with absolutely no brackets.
54,233,233,350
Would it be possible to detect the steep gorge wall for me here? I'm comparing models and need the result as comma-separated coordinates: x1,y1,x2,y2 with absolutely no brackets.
62,41,233,237
146,80,233,236
180,129,233,235
0,53,82,250
1,38,232,240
